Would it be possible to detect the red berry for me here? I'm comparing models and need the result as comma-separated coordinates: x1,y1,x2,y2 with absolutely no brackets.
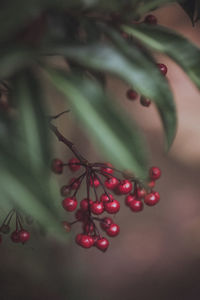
68,157,80,172
75,209,89,222
100,193,114,203
100,217,113,230
148,180,155,188
75,233,83,245
80,198,93,211
144,192,160,206
140,97,151,107
126,89,138,100
149,166,161,180
104,177,119,190
19,230,30,243
83,223,94,234
157,63,168,76
69,178,80,189
105,200,120,214
117,180,133,194
130,199,144,212
62,221,71,233
136,188,146,199
51,159,63,174
91,201,104,215
62,197,77,212
96,237,109,252
60,185,71,197
106,224,120,237
90,177,100,188
101,162,113,175
10,230,20,243
79,234,94,248
125,194,137,206
144,14,157,25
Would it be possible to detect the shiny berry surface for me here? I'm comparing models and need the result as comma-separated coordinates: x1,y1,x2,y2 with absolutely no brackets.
96,237,109,252
149,166,161,180
100,217,113,230
19,230,30,243
106,224,120,237
104,177,119,190
100,193,114,203
144,192,160,206
157,63,168,76
105,200,120,214
130,199,144,212
62,197,77,212
140,97,151,107
91,201,104,215
101,163,113,175
118,180,133,194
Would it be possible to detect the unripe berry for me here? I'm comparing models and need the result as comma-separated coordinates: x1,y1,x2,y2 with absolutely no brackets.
144,191,160,206
68,157,80,171
144,14,157,25
126,89,138,100
106,224,120,237
62,221,71,233
62,197,77,212
19,230,30,244
149,166,161,180
105,200,120,214
130,199,144,212
104,177,119,190
157,63,168,76
100,193,114,203
51,159,63,174
117,180,133,194
140,96,151,107
91,201,104,215
100,217,113,230
96,237,109,252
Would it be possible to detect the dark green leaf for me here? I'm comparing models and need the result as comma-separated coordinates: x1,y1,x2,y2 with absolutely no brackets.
178,0,196,25
122,24,200,89
47,68,148,180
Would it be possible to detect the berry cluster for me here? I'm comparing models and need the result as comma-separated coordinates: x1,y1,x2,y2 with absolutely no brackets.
0,209,30,244
52,156,161,252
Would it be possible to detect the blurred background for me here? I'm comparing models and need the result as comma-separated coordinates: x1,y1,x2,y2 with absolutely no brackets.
1,3,200,299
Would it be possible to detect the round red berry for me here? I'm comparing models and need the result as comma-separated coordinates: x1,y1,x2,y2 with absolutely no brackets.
140,97,151,107
100,217,113,230
68,157,80,172
96,237,109,252
105,200,120,214
136,188,146,199
144,192,160,206
69,178,80,189
19,230,30,243
126,89,138,100
60,185,71,197
148,180,155,188
130,199,144,212
125,194,137,206
79,234,94,248
144,14,157,25
80,198,93,211
91,201,104,215
100,193,114,203
75,233,83,245
106,224,120,237
104,177,119,190
83,222,94,234
101,162,113,175
90,177,100,188
10,230,20,243
117,180,133,194
62,197,77,212
51,159,63,174
157,63,168,76
149,166,161,180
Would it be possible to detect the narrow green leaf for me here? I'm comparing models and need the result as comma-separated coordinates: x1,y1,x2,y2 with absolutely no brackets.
122,24,200,89
47,69,148,180
49,24,176,148
12,70,51,172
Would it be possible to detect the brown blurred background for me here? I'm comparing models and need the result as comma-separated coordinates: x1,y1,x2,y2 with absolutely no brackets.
1,3,200,300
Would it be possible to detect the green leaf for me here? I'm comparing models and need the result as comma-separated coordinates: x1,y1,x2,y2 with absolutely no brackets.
47,68,148,180
11,69,51,172
49,24,176,148
122,23,200,89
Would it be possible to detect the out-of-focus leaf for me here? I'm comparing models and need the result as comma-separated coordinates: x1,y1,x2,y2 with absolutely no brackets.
122,24,200,89
0,142,64,238
49,24,176,148
11,70,51,172
47,68,148,180
178,0,197,25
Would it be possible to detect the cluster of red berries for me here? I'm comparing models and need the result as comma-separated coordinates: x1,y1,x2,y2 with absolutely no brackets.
126,63,168,106
0,209,30,245
52,157,161,252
